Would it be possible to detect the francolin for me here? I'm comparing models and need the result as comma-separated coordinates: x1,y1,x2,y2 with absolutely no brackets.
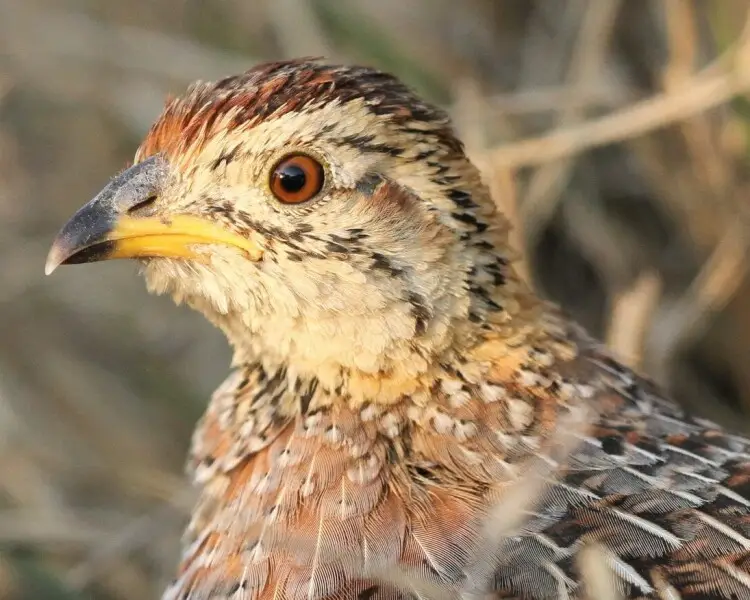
47,59,750,600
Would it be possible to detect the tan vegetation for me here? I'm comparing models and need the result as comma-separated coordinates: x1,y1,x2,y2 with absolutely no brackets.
1,1,749,598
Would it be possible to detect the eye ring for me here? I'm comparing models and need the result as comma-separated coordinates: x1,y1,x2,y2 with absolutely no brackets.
269,153,325,205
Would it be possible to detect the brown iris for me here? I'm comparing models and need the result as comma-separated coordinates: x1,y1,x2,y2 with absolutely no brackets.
269,154,325,204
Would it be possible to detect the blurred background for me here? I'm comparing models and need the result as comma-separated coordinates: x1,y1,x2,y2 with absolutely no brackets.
1,0,750,598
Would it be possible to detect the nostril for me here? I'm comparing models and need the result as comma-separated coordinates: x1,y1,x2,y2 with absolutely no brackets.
128,195,158,214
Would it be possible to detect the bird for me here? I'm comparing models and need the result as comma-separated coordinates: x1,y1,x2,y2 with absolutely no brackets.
45,58,750,600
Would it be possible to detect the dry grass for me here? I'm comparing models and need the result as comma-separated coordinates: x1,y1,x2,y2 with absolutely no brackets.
1,0,750,598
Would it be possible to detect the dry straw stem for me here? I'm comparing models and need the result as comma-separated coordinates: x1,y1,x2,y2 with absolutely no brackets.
266,0,336,60
606,271,662,369
662,0,698,86
0,5,252,81
0,511,111,546
65,503,181,589
661,0,732,202
636,0,739,252
487,83,627,116
577,543,625,600
519,0,622,234
0,4,254,133
648,215,750,388
651,568,684,600
485,9,750,170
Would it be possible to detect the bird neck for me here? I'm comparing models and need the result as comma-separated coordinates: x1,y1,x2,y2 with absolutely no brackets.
216,250,551,409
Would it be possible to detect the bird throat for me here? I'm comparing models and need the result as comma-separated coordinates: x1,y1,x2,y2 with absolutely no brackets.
191,230,551,413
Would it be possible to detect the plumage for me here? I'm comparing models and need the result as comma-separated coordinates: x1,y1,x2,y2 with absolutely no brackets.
46,59,750,600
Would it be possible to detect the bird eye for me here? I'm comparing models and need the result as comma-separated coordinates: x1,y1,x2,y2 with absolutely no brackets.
269,154,324,204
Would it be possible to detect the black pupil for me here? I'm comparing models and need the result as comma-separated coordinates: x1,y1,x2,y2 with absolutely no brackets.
278,164,307,193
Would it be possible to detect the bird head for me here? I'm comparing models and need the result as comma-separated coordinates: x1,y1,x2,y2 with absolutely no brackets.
46,60,514,388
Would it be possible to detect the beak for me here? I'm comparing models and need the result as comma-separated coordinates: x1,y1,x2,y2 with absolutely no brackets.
45,155,263,275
